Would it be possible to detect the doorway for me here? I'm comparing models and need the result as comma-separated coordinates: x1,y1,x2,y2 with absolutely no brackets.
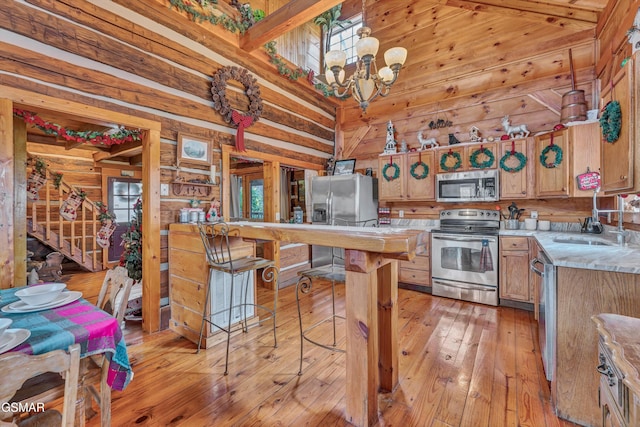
107,177,142,263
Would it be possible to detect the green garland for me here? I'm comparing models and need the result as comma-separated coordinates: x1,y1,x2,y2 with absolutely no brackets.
539,144,563,168
440,151,462,172
469,147,495,169
410,161,429,180
499,151,527,173
168,0,263,34
600,101,622,143
382,162,400,182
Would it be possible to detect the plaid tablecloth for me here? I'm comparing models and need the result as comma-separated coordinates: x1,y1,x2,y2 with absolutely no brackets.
0,287,133,391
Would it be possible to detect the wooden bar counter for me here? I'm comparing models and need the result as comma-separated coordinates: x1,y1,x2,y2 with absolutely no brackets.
224,221,427,427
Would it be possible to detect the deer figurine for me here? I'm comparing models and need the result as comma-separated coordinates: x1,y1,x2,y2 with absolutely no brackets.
417,131,439,150
501,116,530,138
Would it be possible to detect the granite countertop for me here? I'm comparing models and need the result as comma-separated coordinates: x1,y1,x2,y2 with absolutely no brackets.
501,229,640,274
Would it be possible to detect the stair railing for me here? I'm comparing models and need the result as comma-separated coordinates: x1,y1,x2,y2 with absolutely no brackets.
28,165,104,272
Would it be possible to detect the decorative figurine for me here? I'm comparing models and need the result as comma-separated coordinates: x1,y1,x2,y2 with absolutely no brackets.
417,131,439,150
501,115,530,139
383,121,397,154
469,126,481,142
448,133,461,145
400,139,408,153
206,199,221,222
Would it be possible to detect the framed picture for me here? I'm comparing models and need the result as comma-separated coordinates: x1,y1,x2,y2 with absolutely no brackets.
177,133,212,166
333,158,356,175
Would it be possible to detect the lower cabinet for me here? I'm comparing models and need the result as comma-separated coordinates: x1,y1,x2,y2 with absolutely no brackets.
499,236,533,303
398,232,430,291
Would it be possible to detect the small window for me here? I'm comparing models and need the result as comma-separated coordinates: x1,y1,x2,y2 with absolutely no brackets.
328,16,362,65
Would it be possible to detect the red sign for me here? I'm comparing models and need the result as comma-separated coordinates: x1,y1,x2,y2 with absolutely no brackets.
576,171,601,190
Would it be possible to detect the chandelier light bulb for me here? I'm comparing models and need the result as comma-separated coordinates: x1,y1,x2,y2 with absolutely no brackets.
378,66,394,83
325,50,346,69
384,47,408,67
355,32,379,58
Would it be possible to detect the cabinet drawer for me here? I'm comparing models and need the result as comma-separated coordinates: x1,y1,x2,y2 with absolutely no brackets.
399,268,430,286
501,237,528,251
399,254,430,270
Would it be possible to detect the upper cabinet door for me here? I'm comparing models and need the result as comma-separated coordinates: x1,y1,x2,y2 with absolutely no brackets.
378,154,406,201
535,129,569,197
600,57,635,193
406,150,435,201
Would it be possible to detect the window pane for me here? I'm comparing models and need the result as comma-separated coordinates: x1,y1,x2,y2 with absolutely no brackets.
328,18,362,65
250,179,263,220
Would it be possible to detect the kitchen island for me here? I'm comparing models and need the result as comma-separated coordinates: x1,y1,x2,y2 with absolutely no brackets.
170,221,427,427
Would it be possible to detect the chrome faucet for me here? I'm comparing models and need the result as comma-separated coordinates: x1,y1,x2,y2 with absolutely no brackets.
592,189,628,245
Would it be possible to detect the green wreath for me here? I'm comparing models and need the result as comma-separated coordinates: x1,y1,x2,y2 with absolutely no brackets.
499,151,527,173
539,144,563,169
440,151,462,172
469,147,495,169
382,162,400,181
600,101,621,143
410,161,429,180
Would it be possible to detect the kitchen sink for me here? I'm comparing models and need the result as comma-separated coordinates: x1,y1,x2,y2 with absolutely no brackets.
552,237,614,246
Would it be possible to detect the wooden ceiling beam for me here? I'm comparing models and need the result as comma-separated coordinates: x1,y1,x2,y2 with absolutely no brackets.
92,140,141,162
239,0,343,52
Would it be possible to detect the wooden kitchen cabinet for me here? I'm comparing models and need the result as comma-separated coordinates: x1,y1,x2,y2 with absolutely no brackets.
534,122,601,198
378,153,406,201
499,236,532,302
398,232,430,290
435,142,498,173
499,137,534,199
378,151,436,201
600,56,636,194
405,150,435,200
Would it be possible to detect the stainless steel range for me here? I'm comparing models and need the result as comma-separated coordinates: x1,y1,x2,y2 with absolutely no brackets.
431,208,500,306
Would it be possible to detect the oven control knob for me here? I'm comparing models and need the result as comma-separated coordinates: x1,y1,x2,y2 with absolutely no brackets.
480,212,484,216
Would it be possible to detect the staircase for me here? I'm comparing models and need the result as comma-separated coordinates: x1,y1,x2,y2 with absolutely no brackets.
26,161,107,273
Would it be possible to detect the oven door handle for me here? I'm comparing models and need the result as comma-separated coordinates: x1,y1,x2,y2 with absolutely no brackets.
432,279,497,293
433,235,496,243
530,258,544,277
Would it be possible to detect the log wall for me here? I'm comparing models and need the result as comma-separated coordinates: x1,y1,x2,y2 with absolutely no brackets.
0,0,336,307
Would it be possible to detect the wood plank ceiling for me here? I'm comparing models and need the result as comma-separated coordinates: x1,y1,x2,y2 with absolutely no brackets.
241,0,609,160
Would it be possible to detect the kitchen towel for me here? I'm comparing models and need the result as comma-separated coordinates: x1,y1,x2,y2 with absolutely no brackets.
479,239,494,272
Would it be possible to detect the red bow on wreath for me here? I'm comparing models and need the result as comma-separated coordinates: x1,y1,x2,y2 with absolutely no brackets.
232,110,254,152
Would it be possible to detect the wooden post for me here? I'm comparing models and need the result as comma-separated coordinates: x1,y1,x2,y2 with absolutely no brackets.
344,250,395,426
0,99,14,289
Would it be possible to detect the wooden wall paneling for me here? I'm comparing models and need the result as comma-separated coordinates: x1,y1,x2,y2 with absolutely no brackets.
109,0,338,116
13,118,27,288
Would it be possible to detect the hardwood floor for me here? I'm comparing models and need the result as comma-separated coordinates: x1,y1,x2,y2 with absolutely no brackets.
67,275,578,427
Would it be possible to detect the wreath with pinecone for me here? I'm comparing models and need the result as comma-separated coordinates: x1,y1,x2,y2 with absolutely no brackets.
211,66,263,151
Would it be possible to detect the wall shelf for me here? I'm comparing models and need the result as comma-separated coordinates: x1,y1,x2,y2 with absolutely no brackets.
171,181,215,197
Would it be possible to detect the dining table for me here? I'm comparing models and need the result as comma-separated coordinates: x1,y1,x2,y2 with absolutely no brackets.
225,221,427,427
0,286,133,426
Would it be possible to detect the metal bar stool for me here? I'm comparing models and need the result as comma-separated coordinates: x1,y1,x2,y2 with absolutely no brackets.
295,253,346,375
197,221,279,375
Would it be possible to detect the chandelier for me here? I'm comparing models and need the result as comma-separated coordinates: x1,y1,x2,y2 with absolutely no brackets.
324,0,407,113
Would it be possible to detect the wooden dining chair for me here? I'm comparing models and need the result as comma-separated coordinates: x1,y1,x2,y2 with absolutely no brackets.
83,265,134,426
0,344,80,427
96,266,135,326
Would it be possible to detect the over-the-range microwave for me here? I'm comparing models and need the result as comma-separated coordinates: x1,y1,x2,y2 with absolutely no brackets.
436,169,499,202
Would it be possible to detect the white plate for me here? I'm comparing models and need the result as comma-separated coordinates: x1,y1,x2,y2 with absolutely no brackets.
1,291,82,313
0,329,31,354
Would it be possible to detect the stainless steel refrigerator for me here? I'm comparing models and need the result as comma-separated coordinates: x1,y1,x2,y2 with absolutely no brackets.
310,173,378,267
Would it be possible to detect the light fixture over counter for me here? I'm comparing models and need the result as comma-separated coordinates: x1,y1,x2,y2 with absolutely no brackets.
324,0,407,113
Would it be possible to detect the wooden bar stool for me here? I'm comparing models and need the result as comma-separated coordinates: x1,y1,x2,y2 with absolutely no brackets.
197,221,279,375
295,249,346,375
